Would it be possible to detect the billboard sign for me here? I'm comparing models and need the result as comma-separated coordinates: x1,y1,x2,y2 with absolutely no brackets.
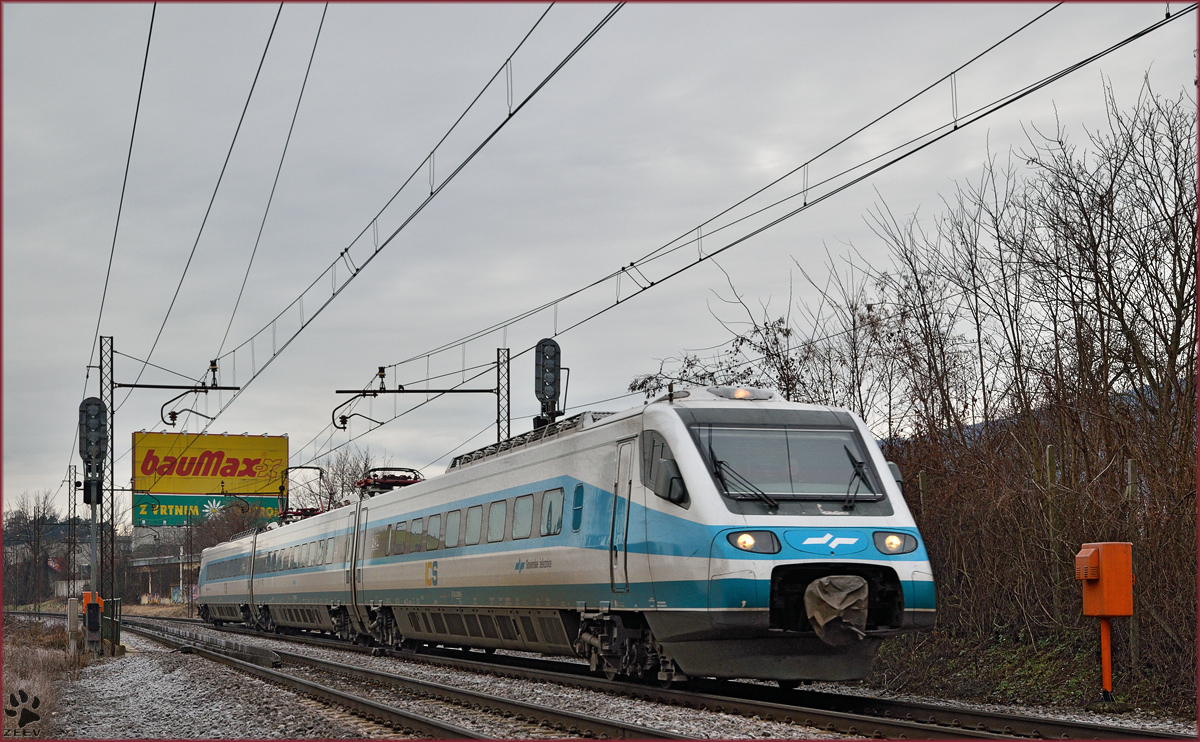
133,492,281,527
132,431,288,496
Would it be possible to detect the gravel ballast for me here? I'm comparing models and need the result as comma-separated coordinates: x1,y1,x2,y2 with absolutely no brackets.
48,632,386,739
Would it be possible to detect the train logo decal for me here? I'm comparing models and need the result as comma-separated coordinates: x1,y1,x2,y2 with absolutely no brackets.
515,557,552,573
803,533,859,549
424,561,438,586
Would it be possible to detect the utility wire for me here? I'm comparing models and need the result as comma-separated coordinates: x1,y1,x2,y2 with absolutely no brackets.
300,5,1193,465
195,4,622,423
118,4,618,495
219,4,329,357
374,2,1067,372
632,2,1063,270
60,3,156,502
89,3,156,376
114,350,206,384
119,2,284,411
382,3,1192,375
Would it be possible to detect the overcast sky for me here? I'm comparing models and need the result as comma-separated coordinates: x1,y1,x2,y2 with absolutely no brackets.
4,3,1195,520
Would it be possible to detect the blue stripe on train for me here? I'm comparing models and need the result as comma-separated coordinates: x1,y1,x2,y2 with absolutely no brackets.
205,573,938,613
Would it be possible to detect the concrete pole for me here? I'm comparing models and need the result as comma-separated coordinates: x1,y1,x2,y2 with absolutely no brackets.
67,598,79,656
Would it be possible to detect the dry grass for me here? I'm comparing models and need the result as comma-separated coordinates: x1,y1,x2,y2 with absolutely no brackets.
2,615,81,735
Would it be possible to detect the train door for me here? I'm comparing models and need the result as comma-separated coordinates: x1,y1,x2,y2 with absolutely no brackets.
348,505,370,632
609,439,635,592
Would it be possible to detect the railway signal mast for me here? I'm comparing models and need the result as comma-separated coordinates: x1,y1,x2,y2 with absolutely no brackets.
77,397,108,655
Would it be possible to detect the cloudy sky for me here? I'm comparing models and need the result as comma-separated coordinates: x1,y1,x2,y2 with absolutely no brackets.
4,3,1195,519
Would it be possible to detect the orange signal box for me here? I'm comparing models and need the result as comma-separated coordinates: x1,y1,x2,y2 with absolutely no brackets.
1075,542,1133,617
1075,541,1133,705
81,591,105,612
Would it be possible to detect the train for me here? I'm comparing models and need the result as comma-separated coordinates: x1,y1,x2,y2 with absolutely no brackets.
197,385,936,685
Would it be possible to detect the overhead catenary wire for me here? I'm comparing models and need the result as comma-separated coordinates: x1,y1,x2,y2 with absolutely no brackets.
118,2,285,412
58,3,157,501
218,3,329,358
372,2,1069,374
121,0,1047,473
297,5,1193,466
385,3,1193,374
191,4,623,423
110,5,621,496
415,388,647,473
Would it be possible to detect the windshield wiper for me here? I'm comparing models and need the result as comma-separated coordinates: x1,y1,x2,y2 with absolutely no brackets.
709,443,779,510
843,445,876,511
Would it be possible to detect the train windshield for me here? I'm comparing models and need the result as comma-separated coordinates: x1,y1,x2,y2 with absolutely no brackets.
693,425,886,501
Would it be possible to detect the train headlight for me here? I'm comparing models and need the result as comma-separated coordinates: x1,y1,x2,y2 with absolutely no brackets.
873,531,918,554
728,531,781,553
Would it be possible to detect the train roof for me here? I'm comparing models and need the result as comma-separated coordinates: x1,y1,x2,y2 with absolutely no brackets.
446,385,823,471
448,409,621,470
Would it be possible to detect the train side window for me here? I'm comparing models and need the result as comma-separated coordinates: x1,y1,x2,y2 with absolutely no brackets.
410,518,424,553
572,484,584,532
642,430,670,489
392,522,408,555
487,500,507,543
542,488,564,536
316,540,325,565
465,506,483,545
383,525,393,556
513,495,534,539
327,539,335,564
445,510,462,548
426,514,441,551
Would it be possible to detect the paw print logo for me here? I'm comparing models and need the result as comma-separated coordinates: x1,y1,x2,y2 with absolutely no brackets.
4,689,41,729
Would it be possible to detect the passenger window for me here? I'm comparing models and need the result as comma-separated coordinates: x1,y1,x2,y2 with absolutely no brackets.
383,525,393,556
572,484,584,532
392,522,408,555
465,506,483,545
542,488,564,536
513,495,534,539
410,518,424,553
426,515,441,551
445,510,462,548
326,540,335,564
487,500,507,543
317,540,325,565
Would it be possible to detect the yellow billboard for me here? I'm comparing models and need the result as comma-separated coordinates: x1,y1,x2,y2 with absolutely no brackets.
132,432,288,496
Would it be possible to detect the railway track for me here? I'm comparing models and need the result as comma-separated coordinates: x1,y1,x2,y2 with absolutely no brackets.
11,611,1191,740
15,610,688,740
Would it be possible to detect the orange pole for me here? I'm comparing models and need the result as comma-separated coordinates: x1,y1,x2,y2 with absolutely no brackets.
1100,617,1113,696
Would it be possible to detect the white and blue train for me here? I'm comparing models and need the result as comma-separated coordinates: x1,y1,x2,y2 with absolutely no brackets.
198,386,936,684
